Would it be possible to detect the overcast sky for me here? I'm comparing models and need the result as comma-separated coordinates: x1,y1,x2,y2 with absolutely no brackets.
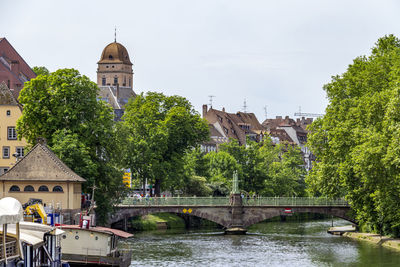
2,0,400,121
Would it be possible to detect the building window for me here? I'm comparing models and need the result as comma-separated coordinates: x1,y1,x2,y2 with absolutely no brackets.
114,77,118,85
53,186,63,192
9,185,20,192
24,185,35,192
6,110,10,116
16,147,24,158
102,77,106,86
38,185,49,192
108,55,113,59
7,127,17,140
2,147,10,159
123,76,126,86
106,65,109,68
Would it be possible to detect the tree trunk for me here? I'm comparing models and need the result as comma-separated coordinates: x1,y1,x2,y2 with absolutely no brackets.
142,178,146,196
155,178,161,197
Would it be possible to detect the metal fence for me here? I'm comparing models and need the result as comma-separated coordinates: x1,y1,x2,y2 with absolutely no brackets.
120,197,230,206
242,197,349,206
120,197,349,207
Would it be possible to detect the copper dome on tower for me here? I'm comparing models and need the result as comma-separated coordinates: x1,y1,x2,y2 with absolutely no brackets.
98,42,132,65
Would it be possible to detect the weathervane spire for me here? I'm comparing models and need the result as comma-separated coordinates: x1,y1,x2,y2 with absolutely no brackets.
114,27,117,42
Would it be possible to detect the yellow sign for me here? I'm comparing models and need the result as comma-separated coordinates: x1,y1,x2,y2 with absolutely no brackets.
183,208,187,213
187,208,192,214
122,171,132,188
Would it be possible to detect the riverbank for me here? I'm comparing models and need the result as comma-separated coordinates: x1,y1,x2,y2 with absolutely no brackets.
130,213,186,231
344,232,400,252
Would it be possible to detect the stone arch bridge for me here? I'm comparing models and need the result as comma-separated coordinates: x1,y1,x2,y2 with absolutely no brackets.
109,195,354,233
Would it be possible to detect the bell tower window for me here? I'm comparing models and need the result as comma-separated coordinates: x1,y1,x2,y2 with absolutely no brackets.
102,77,106,86
114,76,118,85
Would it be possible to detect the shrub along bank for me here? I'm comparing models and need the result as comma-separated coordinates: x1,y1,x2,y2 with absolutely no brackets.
130,213,186,231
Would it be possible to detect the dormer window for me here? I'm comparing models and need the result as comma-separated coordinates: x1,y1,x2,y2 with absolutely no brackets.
109,55,113,59
6,110,10,116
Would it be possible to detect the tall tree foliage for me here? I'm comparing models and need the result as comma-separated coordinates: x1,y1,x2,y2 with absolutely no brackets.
32,66,50,76
17,68,125,223
306,35,400,236
123,92,209,196
184,138,306,197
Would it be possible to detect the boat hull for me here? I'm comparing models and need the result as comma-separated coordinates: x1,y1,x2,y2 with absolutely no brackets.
62,251,131,267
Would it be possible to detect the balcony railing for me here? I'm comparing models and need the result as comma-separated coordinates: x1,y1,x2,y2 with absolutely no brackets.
0,239,19,262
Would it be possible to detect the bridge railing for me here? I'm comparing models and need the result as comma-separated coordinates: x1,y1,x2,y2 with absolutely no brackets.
119,197,349,207
242,197,349,206
120,197,230,206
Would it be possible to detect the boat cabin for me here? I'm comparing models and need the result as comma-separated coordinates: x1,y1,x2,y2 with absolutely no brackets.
60,225,132,266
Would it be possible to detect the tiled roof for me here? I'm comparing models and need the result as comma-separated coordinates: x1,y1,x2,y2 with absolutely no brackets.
204,107,264,145
0,82,19,105
0,142,86,182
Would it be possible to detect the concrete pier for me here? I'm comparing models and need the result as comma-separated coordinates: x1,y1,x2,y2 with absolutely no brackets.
327,225,356,235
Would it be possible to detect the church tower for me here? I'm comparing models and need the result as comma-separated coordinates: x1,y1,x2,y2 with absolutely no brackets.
97,40,133,88
97,38,136,120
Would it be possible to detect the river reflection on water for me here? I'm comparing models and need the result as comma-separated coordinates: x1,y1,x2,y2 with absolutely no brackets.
123,219,400,267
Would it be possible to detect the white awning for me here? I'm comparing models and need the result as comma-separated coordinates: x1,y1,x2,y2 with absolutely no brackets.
6,222,64,247
0,197,23,225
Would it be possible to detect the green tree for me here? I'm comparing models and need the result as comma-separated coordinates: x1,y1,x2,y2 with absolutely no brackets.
32,66,50,76
204,151,239,192
17,68,125,223
263,144,306,197
219,139,266,193
123,92,209,196
306,35,400,236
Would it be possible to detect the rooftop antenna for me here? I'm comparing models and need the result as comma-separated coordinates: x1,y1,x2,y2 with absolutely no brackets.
114,26,117,42
243,99,247,113
208,95,215,108
264,105,268,119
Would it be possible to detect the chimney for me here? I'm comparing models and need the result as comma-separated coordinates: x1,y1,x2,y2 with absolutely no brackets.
37,137,47,145
116,83,120,100
202,104,208,118
222,107,225,112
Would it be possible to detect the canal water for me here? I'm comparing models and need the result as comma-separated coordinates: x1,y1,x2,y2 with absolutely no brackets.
123,219,400,266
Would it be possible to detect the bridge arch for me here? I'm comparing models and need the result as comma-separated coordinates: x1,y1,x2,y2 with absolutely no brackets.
242,207,356,228
110,207,231,228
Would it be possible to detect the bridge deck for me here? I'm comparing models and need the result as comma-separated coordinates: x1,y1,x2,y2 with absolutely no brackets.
119,197,349,207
